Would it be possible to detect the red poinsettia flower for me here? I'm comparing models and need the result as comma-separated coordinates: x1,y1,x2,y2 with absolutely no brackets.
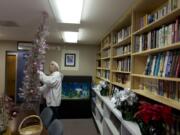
134,101,173,124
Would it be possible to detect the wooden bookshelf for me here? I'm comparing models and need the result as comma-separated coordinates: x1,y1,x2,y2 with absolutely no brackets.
132,74,180,82
96,67,102,70
95,0,180,112
132,89,180,110
102,44,111,51
111,82,130,89
113,35,131,48
101,56,111,60
111,70,131,74
96,76,101,79
101,67,110,70
100,77,111,83
96,58,101,61
113,53,131,59
132,42,180,56
133,8,180,35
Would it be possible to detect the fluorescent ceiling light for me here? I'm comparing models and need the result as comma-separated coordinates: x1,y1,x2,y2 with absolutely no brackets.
49,0,84,24
62,32,78,43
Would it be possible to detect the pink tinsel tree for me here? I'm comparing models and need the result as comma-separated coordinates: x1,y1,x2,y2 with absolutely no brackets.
19,13,49,110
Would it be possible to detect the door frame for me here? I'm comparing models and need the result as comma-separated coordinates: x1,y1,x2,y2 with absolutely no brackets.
5,51,18,102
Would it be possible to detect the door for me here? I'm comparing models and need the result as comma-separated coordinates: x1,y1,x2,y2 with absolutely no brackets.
6,53,17,100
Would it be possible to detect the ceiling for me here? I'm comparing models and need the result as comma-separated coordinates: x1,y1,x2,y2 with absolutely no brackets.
0,0,134,45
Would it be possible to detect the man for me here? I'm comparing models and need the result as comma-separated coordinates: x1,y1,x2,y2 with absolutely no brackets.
38,61,63,119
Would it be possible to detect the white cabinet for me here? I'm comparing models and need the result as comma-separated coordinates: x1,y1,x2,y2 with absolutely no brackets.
92,88,141,135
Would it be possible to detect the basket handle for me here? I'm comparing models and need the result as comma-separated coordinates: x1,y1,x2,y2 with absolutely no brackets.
18,115,43,132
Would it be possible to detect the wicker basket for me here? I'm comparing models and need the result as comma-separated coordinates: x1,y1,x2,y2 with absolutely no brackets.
18,115,43,135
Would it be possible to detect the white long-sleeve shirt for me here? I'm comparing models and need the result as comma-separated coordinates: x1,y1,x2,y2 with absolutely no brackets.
39,71,63,107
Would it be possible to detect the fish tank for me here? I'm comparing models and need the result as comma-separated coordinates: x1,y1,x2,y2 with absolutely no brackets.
62,76,92,100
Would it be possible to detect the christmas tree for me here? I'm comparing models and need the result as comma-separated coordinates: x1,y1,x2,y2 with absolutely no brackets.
19,12,49,110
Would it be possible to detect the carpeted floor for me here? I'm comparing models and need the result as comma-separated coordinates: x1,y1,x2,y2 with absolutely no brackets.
62,119,99,135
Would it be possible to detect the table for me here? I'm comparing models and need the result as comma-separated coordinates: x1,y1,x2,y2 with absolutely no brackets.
3,110,48,135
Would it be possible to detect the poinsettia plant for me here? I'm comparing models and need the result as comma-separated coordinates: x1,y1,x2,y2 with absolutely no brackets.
134,101,173,135
134,101,173,124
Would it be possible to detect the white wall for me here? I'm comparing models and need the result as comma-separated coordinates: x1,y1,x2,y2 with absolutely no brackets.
45,44,97,80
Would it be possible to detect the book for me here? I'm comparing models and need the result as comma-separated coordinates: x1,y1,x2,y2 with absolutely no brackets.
151,55,157,76
165,51,173,77
162,51,170,77
158,53,165,77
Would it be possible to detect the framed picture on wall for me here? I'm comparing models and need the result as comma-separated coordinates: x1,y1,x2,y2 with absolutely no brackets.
64,53,76,67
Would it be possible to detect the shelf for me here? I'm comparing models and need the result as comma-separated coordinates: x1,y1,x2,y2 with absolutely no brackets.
100,77,111,83
111,82,130,89
132,89,180,110
111,70,130,74
104,118,119,135
92,88,141,135
96,58,101,61
132,42,180,56
96,104,104,116
92,113,103,135
101,67,110,70
96,67,102,70
113,36,131,48
102,44,111,51
132,74,180,82
101,57,111,60
113,53,131,59
96,76,101,79
133,8,180,35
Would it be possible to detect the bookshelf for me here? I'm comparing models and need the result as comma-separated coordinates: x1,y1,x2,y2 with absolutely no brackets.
131,0,180,112
112,53,131,59
94,1,180,135
113,35,131,48
132,42,180,56
132,89,180,110
95,0,180,112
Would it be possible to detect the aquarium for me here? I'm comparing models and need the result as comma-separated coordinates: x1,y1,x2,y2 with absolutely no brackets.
62,76,91,100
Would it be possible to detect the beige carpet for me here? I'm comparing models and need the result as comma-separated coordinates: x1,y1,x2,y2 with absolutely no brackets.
62,119,99,135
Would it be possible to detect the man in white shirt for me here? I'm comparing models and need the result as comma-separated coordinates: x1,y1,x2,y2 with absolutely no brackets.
38,61,63,119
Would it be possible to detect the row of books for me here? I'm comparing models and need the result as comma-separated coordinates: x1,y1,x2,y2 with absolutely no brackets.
115,44,131,56
113,26,131,44
144,50,180,78
139,0,179,29
116,57,131,72
102,70,110,80
134,17,180,52
141,79,180,101
103,60,110,69
102,49,111,58
113,74,129,84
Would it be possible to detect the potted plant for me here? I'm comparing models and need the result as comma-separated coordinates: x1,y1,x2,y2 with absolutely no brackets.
134,101,173,135
115,89,138,121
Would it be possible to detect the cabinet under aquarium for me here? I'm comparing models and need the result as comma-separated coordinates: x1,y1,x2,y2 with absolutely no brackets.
59,76,92,118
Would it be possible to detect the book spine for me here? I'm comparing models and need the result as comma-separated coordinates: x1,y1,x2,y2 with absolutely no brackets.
165,51,173,77
175,18,179,42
